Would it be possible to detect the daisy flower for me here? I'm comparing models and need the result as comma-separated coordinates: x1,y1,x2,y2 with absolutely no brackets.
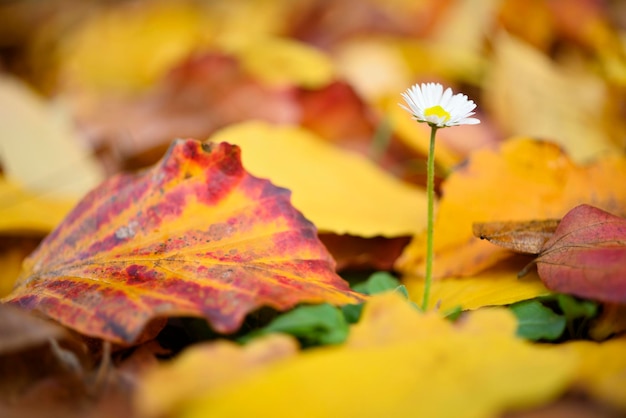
400,82,480,128
399,82,480,311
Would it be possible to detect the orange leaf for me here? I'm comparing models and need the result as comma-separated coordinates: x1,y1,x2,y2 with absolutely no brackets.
396,138,626,278
536,204,626,302
3,140,363,344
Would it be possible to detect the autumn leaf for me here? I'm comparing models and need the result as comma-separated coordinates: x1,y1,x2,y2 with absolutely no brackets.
135,334,298,418
0,303,69,355
535,204,626,303
175,293,576,418
396,138,626,278
210,121,428,237
72,52,300,171
565,338,626,411
0,75,103,199
404,255,550,312
473,218,560,254
484,32,622,162
3,139,364,344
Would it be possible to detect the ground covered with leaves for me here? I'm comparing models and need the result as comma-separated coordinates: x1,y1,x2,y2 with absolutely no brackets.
1,0,626,417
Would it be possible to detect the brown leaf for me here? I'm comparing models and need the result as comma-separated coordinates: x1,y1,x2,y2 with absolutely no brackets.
0,303,68,356
473,219,560,255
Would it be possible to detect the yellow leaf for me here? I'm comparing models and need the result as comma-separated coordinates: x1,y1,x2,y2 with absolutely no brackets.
430,0,500,57
333,37,414,102
135,334,298,418
396,138,626,278
484,32,621,162
209,122,428,237
228,37,335,89
56,1,319,93
57,1,214,92
0,76,103,199
179,293,576,418
404,257,551,312
0,178,75,234
565,338,626,411
0,239,40,298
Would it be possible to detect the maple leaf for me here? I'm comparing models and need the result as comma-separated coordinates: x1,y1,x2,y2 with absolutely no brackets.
3,139,364,344
535,204,626,303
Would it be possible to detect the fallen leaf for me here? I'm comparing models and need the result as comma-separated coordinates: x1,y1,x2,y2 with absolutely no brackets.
297,80,378,151
0,304,90,409
0,237,41,297
135,334,298,418
588,303,626,341
56,1,214,93
484,32,622,162
3,139,363,344
0,303,68,355
536,204,626,303
566,337,626,412
318,234,410,271
209,121,428,237
403,255,551,312
177,293,576,418
0,75,103,199
73,52,299,171
0,366,135,418
473,218,561,254
396,138,626,278
231,36,334,88
0,177,76,234
287,0,452,48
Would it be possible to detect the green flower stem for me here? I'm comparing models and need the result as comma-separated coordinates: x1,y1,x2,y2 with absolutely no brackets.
422,125,438,311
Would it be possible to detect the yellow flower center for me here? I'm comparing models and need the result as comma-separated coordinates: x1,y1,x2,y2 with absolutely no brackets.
424,105,451,122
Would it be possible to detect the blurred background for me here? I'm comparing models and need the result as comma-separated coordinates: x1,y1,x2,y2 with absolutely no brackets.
0,0,625,271
1,0,625,181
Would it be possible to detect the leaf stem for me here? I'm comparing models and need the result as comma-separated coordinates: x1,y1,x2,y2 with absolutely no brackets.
422,125,438,311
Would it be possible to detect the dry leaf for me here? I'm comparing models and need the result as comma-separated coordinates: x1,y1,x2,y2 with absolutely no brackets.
473,218,560,254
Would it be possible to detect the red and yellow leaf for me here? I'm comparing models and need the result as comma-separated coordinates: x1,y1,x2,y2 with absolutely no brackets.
536,204,626,302
3,139,363,344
